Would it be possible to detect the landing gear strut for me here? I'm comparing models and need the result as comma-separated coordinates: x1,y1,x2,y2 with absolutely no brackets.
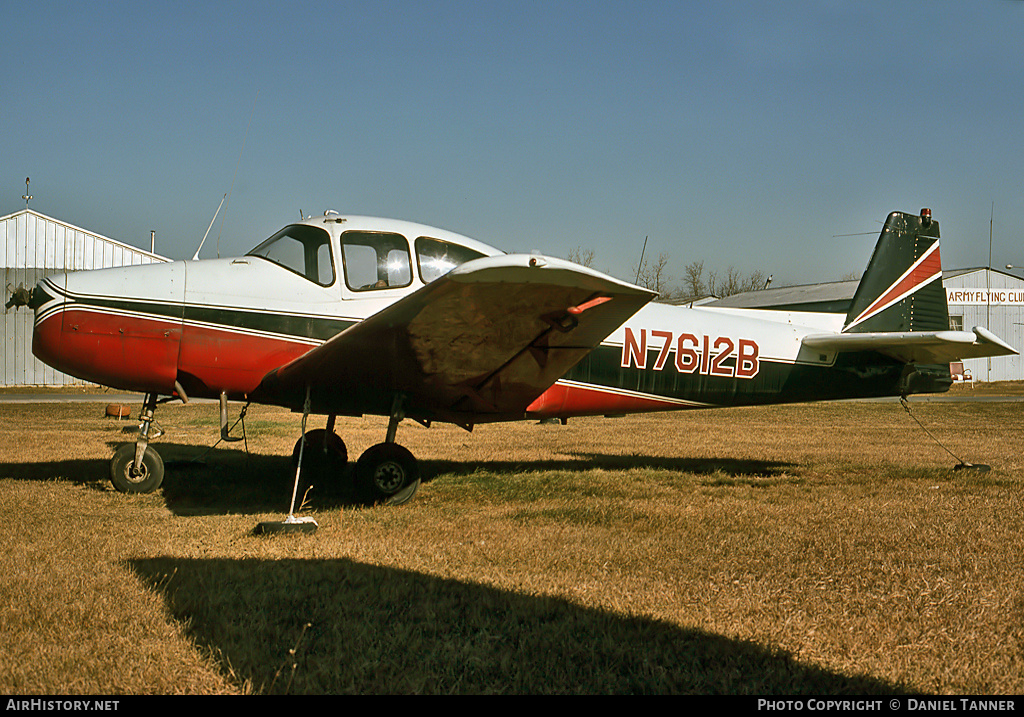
109,392,166,493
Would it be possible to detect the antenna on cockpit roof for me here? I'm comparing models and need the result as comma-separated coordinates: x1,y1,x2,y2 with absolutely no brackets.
191,194,227,261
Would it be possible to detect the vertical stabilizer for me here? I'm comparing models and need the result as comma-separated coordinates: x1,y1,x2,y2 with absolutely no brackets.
844,209,948,333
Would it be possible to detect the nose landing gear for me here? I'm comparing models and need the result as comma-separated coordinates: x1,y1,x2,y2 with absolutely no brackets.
109,392,166,494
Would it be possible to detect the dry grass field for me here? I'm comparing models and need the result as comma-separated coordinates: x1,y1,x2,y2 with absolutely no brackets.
0,389,1021,695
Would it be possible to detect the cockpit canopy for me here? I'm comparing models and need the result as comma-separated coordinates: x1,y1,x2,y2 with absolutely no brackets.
247,218,500,292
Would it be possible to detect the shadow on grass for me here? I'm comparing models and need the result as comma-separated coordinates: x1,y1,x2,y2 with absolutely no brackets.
0,440,797,516
0,456,111,485
128,556,915,695
425,453,796,479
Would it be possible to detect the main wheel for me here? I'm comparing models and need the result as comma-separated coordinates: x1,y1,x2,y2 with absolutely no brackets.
354,443,421,506
110,443,165,494
292,429,349,497
292,428,348,469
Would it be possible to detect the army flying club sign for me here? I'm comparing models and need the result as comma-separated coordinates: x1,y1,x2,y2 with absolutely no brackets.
947,288,1024,306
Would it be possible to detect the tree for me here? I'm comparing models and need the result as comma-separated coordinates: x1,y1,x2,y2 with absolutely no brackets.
634,252,673,294
566,244,769,301
682,260,705,298
566,246,595,268
719,266,767,297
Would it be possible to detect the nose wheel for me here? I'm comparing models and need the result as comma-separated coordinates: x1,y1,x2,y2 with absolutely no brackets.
109,442,165,494
109,393,166,494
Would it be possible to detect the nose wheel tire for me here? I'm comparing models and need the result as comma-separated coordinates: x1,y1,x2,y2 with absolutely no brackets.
110,443,165,494
354,443,420,506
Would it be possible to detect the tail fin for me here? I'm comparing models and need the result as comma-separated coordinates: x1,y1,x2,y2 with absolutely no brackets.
801,208,1015,385
844,209,947,333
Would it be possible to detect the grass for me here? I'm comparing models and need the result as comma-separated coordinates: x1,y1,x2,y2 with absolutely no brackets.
0,395,1022,694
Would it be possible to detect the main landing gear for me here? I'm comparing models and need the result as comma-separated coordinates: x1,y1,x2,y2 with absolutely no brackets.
292,394,421,506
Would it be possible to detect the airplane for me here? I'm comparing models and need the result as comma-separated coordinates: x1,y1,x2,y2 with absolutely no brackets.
11,207,1017,506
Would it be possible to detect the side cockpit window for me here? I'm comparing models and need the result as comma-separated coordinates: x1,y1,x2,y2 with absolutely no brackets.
247,225,335,286
341,231,412,291
415,237,486,283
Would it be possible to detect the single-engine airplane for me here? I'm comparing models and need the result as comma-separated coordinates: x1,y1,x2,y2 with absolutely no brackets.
12,208,1017,504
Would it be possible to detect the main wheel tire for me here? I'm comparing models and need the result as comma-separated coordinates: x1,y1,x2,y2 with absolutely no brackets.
354,443,421,506
110,443,165,494
291,429,348,468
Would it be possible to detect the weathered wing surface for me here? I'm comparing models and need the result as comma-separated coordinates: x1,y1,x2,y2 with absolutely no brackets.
801,326,1017,365
252,255,656,422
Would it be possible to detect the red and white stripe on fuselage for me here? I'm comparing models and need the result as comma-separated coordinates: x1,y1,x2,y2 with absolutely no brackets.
32,297,321,399
526,379,709,416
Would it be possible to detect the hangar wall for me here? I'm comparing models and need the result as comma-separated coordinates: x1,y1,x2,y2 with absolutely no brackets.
944,268,1024,382
2,208,167,386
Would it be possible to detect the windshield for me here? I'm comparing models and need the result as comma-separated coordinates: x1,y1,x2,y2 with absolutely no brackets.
247,225,335,286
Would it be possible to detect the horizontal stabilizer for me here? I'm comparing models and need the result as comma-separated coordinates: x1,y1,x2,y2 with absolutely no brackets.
802,326,1017,365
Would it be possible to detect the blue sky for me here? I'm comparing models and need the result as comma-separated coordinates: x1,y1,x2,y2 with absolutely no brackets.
4,1,1023,288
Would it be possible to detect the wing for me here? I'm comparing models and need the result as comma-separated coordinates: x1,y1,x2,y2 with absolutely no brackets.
801,326,1017,365
252,254,656,422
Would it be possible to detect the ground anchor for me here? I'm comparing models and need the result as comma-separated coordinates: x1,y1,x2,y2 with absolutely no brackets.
953,462,991,472
254,514,318,535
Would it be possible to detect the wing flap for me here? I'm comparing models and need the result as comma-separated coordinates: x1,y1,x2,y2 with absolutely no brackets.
253,255,655,421
802,326,1017,365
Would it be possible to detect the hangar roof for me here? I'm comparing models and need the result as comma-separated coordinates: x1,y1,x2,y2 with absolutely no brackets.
706,269,1024,313
1,208,167,270
943,266,1022,282
708,279,859,312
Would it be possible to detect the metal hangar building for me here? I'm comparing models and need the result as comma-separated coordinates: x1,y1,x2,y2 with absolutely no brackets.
941,267,1024,382
2,208,167,386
